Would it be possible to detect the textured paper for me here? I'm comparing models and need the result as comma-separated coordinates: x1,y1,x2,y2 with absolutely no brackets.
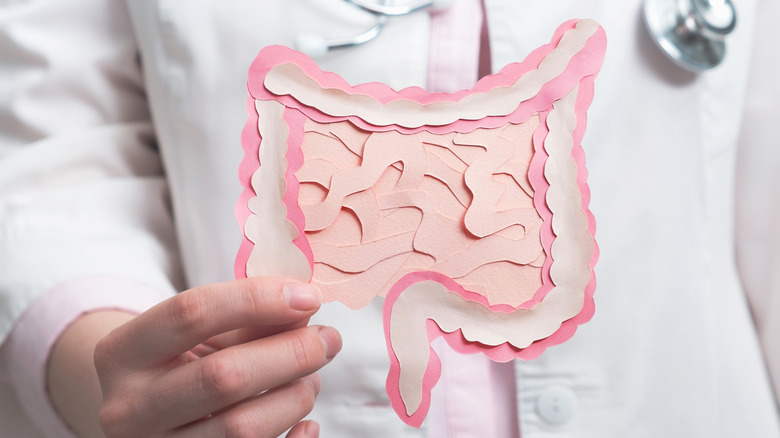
236,18,605,427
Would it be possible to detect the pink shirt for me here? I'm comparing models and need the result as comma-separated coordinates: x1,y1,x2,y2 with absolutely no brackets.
0,277,171,438
426,1,520,437
0,2,520,437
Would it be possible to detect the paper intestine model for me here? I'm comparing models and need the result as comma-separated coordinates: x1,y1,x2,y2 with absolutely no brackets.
235,19,605,427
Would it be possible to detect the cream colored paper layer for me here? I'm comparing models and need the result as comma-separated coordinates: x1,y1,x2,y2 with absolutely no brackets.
245,100,312,280
389,86,594,414
264,20,599,128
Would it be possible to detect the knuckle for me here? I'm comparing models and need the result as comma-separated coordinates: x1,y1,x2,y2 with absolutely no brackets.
200,355,243,402
93,336,114,371
241,280,264,316
291,380,317,415
222,410,256,438
170,290,207,333
288,332,316,371
241,277,274,316
98,400,133,438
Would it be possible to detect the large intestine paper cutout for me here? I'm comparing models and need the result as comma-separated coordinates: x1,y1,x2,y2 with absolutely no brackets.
236,19,605,427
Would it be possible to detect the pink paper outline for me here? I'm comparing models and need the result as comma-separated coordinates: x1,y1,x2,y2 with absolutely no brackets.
236,19,604,428
282,109,315,269
378,73,601,425
235,96,261,279
244,20,605,136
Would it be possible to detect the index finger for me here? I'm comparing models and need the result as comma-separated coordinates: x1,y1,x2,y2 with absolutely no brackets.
103,277,321,369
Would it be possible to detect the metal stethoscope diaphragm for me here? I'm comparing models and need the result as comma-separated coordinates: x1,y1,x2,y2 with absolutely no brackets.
643,0,737,71
297,0,737,72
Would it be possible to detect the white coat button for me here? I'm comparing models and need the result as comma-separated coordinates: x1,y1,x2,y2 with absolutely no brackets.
536,386,577,425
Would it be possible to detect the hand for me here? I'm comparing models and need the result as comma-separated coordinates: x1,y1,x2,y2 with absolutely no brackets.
90,277,340,438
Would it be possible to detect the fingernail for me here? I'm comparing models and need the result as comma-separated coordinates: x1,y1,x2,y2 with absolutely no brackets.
283,283,321,311
303,373,322,396
318,326,342,360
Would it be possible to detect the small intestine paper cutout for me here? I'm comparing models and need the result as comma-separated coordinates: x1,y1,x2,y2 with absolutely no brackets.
236,19,605,427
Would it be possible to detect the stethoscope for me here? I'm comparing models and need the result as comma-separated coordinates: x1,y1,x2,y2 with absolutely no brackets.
644,0,736,71
297,0,736,72
295,0,456,57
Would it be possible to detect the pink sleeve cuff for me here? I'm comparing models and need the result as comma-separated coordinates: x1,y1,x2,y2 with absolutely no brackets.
0,276,174,438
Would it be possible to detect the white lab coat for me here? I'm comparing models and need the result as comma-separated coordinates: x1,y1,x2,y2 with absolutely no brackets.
1,0,779,437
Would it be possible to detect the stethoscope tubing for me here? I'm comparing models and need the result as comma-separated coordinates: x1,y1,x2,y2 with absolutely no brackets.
297,0,736,72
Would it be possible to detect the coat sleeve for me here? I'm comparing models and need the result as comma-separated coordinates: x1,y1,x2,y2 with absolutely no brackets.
735,0,780,407
0,0,183,435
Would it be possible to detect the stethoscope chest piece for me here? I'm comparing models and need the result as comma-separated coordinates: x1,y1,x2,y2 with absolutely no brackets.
643,0,737,72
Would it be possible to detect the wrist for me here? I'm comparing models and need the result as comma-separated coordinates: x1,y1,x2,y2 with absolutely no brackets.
46,310,135,438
